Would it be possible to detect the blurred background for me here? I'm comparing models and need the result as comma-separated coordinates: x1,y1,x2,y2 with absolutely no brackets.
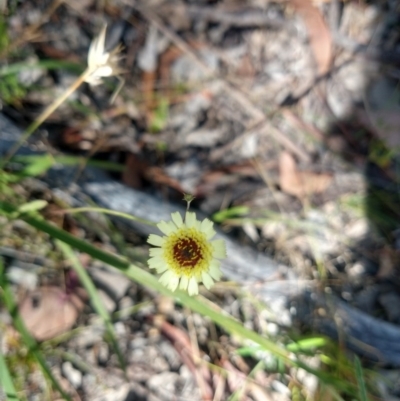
0,0,399,400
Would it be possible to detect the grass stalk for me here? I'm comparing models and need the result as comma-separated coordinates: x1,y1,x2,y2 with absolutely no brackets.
0,347,19,401
1,69,91,168
0,260,72,401
56,240,127,374
0,200,360,395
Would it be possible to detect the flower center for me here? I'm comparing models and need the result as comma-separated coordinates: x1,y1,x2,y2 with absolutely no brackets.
173,237,203,268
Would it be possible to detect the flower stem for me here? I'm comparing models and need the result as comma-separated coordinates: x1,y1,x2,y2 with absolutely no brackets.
0,68,92,169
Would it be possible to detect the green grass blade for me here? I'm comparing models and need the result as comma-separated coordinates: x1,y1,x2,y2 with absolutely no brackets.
0,347,19,401
354,356,368,401
14,154,126,173
0,60,84,77
56,240,126,373
286,336,328,353
0,261,72,401
62,207,156,226
0,200,356,394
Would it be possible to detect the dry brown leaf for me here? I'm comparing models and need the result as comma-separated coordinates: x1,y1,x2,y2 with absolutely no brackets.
279,151,333,198
19,286,84,341
291,0,332,75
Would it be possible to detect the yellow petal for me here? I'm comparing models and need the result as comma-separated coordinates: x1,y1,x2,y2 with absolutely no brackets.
171,212,183,228
147,234,164,246
149,248,163,257
180,275,189,290
168,275,180,292
154,263,168,274
200,218,216,240
188,277,199,296
211,239,226,259
148,256,164,269
209,260,222,280
185,211,197,228
159,270,174,285
202,272,214,290
157,220,176,235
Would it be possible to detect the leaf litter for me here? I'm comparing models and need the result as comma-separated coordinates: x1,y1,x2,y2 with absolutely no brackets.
1,0,400,399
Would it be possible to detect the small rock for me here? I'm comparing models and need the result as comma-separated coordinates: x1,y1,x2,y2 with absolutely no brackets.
171,49,218,83
266,322,279,336
157,341,181,370
165,160,201,193
93,383,131,401
62,361,82,389
155,296,175,316
131,336,147,350
118,296,135,320
148,371,200,401
89,266,131,301
81,373,96,397
18,58,45,85
345,262,367,278
185,127,226,148
73,324,105,348
294,360,319,398
271,380,291,397
98,342,109,365
376,369,400,399
132,346,169,373
138,25,168,72
6,265,38,290
378,293,400,323
346,219,370,240
113,322,127,337
97,289,116,313
353,286,380,314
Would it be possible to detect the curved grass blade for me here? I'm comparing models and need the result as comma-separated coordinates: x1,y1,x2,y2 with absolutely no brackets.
0,260,72,401
0,60,83,77
0,200,357,395
0,347,19,401
61,207,156,226
354,356,368,401
56,240,126,374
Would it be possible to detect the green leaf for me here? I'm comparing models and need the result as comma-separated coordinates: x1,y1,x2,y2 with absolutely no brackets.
0,260,72,401
354,356,368,401
212,206,249,223
56,240,126,373
286,336,328,352
0,348,19,401
150,97,169,133
18,200,48,213
0,200,358,396
20,154,54,177
14,155,125,173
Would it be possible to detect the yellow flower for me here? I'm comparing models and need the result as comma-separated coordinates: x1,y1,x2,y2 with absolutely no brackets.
85,24,124,87
147,212,226,296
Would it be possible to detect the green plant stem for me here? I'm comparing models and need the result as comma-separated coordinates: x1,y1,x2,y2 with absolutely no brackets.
1,69,91,169
56,240,127,374
62,207,156,226
0,200,356,395
0,261,72,401
0,346,19,401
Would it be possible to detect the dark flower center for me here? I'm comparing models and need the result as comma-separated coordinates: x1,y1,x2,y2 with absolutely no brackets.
173,237,203,268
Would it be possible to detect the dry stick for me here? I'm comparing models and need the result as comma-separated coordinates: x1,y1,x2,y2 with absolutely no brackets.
1,69,92,168
130,4,310,163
